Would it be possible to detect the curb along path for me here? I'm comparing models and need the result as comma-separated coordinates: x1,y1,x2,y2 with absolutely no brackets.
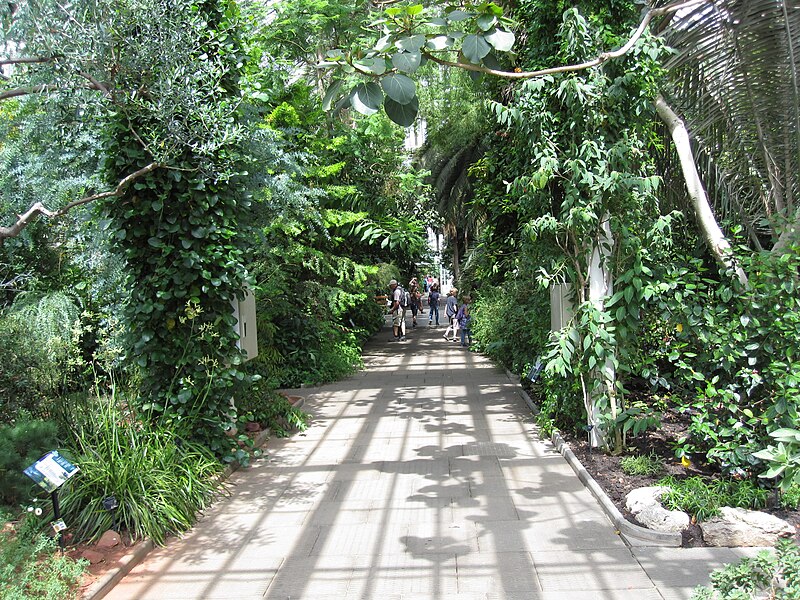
100,318,751,600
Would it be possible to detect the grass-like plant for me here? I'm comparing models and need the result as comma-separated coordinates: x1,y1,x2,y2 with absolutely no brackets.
659,475,769,521
620,452,665,477
0,512,86,600
691,538,800,599
57,392,223,545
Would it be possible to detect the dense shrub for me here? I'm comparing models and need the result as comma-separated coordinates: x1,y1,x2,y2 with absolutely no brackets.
691,538,800,599
0,292,82,423
0,418,60,508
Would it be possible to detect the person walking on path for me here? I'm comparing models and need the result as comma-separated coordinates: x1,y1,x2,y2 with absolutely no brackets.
428,283,441,326
388,279,405,341
455,295,473,347
443,287,459,341
408,277,422,329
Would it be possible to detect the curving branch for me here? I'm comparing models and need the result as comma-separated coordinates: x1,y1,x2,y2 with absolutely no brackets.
0,162,161,241
420,0,708,80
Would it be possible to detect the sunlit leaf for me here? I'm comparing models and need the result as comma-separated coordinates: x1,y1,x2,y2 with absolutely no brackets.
462,34,491,63
381,73,416,104
485,27,515,52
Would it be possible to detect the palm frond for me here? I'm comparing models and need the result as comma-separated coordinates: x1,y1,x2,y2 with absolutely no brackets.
657,0,800,246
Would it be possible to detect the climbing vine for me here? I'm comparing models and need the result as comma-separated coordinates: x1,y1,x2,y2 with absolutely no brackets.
101,0,253,456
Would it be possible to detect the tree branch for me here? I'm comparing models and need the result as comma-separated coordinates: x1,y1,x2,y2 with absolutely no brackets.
0,162,161,241
0,81,104,101
655,94,748,286
421,0,708,80
0,56,56,66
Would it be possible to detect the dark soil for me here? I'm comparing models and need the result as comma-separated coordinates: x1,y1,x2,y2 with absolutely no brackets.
560,409,800,547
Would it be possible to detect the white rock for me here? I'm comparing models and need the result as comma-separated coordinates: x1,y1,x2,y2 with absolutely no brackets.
700,507,795,547
626,486,690,533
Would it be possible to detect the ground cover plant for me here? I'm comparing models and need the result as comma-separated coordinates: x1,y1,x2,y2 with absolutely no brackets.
0,512,86,600
691,538,800,599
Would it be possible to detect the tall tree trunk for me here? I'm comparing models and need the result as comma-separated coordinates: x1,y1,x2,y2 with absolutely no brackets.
655,95,748,286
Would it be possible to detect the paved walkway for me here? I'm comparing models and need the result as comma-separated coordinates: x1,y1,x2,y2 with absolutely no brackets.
103,318,755,600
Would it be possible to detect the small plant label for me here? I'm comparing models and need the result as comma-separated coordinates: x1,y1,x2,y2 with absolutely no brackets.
51,519,67,533
23,451,79,493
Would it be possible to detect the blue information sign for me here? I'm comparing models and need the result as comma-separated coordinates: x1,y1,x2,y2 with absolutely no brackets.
23,451,79,493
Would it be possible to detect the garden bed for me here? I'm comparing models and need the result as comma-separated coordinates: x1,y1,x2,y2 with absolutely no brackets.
560,410,800,547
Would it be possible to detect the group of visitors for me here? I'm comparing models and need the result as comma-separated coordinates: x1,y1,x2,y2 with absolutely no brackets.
387,278,472,347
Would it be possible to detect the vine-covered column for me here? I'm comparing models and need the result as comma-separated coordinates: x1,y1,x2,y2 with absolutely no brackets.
101,0,252,457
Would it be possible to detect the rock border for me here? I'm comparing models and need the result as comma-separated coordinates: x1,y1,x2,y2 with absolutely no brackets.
81,397,306,600
514,385,682,548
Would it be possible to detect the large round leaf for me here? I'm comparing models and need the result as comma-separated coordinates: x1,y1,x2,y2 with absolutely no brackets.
476,14,496,31
462,34,491,64
353,57,386,75
353,82,384,112
351,93,378,115
392,51,422,74
384,96,419,127
381,73,416,104
396,34,426,53
485,27,516,52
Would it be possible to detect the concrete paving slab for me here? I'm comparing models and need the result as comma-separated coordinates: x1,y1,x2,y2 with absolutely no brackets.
532,548,655,592
100,323,744,600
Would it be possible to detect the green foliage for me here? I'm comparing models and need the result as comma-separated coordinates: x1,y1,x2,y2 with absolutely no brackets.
753,429,800,493
470,283,550,375
659,476,769,521
58,394,222,545
650,245,800,478
620,452,665,477
691,539,800,600
321,2,518,125
778,485,800,510
0,292,83,422
0,512,87,600
99,0,258,459
0,419,60,508
237,389,310,439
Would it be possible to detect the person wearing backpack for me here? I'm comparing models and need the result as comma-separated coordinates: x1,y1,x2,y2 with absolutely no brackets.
388,279,406,341
427,283,440,326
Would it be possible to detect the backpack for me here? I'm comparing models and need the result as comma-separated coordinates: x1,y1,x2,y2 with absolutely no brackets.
397,286,411,308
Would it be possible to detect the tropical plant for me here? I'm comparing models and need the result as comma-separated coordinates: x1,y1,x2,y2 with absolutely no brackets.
656,0,800,257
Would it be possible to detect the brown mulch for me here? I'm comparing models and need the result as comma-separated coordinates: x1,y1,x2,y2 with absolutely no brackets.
559,410,800,547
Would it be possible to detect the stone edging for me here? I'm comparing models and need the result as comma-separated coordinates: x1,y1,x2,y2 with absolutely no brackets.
510,378,681,548
81,421,278,600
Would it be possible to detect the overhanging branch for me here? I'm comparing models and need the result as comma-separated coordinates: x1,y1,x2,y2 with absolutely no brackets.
421,0,708,80
0,162,161,241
